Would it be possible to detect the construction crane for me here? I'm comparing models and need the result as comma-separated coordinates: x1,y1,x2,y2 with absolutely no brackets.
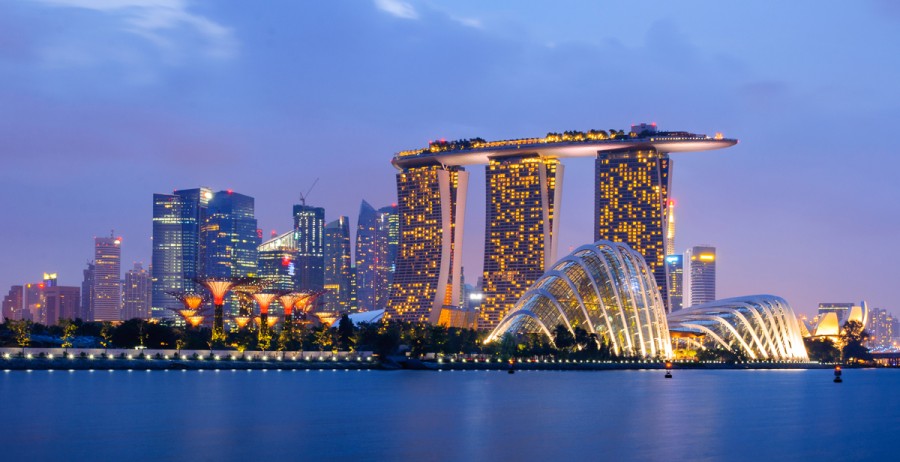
298,178,319,206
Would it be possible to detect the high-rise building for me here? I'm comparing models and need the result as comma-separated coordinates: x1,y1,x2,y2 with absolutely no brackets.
152,188,212,319
43,284,80,325
80,262,95,321
357,202,399,312
684,246,716,307
323,216,353,312
123,263,152,320
595,146,671,309
92,234,122,321
665,199,676,256
204,190,260,315
480,156,561,330
355,200,378,311
257,230,298,292
664,254,683,312
387,165,469,324
868,308,895,349
292,204,325,292
376,204,399,310
2,285,24,322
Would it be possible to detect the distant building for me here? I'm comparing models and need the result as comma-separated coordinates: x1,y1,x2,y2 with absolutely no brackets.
323,216,353,312
356,202,398,312
92,235,122,321
355,201,378,312
43,284,80,325
257,230,298,292
81,262,95,321
817,302,855,327
151,187,212,319
2,285,24,322
123,263,152,320
293,204,325,292
684,246,716,307
665,254,684,312
868,308,895,349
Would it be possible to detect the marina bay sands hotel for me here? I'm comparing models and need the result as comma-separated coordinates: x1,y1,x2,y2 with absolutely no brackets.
385,124,737,329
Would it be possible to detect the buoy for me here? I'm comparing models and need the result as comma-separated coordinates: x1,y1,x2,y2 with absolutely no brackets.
664,360,673,379
834,365,842,383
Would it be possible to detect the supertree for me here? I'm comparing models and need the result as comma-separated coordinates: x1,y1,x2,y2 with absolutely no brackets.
166,291,208,328
196,277,254,342
277,292,304,337
253,292,278,342
232,278,271,330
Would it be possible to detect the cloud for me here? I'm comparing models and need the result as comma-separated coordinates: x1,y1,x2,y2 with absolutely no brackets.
29,0,236,60
374,0,418,20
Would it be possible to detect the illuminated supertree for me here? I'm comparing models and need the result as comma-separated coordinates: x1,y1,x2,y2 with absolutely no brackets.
166,292,208,328
197,278,243,342
253,292,278,341
232,278,271,330
278,292,304,336
294,290,328,325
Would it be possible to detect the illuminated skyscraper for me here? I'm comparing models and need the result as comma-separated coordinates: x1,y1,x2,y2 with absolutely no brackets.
376,204,399,309
257,230,298,292
123,263,151,320
666,199,676,256
151,187,211,319
204,191,259,278
358,201,399,312
355,200,378,311
664,254,683,312
684,245,716,307
595,146,671,309
204,190,260,315
292,204,325,292
387,165,469,323
92,234,122,321
324,216,352,312
480,156,562,330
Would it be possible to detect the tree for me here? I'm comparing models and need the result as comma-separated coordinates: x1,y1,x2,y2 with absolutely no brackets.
553,324,575,353
841,320,873,363
99,322,114,351
804,337,840,363
337,314,355,351
9,319,32,351
313,326,333,352
60,319,77,350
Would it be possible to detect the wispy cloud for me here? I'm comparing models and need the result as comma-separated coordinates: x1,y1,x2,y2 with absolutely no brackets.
374,0,418,20
30,0,236,60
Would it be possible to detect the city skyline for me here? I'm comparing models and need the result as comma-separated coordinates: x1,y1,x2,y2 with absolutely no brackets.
1,1,899,318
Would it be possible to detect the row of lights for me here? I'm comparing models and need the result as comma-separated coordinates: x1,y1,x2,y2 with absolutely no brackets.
1,352,374,362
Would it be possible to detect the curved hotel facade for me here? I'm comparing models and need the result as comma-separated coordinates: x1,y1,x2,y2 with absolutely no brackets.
386,126,737,328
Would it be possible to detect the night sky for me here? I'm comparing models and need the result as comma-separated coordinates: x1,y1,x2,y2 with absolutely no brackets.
1,1,898,317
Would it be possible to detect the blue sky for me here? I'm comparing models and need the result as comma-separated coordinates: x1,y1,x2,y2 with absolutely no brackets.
1,0,899,317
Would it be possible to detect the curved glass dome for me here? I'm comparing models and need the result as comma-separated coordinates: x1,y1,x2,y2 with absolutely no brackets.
487,240,672,359
667,295,809,361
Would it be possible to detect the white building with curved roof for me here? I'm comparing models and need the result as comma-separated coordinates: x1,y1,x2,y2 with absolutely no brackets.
486,240,672,359
667,295,809,361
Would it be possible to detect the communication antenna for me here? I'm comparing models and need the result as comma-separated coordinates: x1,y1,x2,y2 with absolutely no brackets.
299,177,319,206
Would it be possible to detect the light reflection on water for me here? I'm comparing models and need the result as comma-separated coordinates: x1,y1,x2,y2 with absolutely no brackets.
2,369,898,461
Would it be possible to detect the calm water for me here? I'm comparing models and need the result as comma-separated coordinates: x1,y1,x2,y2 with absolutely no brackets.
2,368,898,461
